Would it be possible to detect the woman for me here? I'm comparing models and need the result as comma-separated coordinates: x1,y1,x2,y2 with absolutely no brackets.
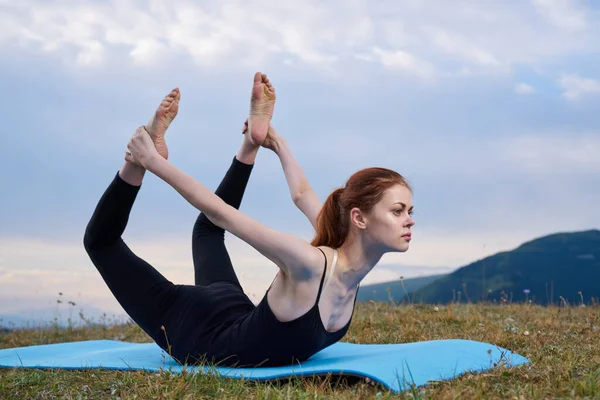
83,72,415,368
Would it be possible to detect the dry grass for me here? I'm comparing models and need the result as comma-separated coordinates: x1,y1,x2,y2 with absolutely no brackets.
1,302,599,399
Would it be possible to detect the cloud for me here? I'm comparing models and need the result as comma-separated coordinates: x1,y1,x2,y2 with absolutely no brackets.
425,27,502,68
1,0,598,80
559,74,600,100
532,0,587,32
366,47,436,81
501,132,600,173
129,38,169,66
295,127,600,179
515,83,536,95
0,0,367,69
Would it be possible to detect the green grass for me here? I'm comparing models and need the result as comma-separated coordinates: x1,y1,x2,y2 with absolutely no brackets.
1,302,600,399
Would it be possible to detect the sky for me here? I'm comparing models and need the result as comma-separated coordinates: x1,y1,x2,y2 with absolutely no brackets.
1,0,599,323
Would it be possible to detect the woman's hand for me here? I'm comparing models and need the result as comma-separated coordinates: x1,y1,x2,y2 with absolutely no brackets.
242,119,282,152
125,126,161,169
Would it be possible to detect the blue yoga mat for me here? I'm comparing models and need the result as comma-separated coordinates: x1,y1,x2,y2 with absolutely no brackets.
0,339,529,393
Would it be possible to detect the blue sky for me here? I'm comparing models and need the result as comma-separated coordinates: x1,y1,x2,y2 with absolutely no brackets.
1,0,599,321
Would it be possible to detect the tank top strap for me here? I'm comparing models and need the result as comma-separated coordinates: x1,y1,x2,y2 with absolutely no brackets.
315,248,329,303
327,249,338,286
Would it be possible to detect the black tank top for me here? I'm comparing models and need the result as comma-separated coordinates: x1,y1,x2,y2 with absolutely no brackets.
189,247,359,367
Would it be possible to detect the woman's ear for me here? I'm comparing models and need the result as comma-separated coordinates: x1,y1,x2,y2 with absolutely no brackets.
349,207,367,230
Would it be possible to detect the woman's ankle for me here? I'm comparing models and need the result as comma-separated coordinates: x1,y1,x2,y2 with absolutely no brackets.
119,161,146,186
236,137,259,165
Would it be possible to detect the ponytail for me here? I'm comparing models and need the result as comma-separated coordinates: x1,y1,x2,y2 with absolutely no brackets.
310,188,348,248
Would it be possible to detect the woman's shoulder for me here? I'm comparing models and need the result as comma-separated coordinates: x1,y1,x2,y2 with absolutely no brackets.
285,245,334,285
313,246,337,272
313,245,330,258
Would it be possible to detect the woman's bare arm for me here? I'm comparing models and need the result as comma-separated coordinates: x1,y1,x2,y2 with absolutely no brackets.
145,155,322,281
267,128,323,231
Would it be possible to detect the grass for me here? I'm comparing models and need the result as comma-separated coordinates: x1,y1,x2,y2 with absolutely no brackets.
1,302,600,399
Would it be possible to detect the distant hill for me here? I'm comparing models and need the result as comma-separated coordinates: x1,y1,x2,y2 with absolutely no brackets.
410,229,600,305
357,274,447,302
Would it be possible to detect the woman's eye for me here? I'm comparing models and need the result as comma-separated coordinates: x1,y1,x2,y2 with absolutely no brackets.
394,209,414,216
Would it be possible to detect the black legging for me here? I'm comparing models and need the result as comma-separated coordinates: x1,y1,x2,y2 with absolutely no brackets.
83,156,253,347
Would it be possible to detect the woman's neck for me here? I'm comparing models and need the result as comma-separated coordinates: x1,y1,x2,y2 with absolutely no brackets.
333,234,383,292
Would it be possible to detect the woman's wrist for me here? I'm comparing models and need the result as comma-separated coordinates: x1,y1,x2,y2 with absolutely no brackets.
273,137,287,154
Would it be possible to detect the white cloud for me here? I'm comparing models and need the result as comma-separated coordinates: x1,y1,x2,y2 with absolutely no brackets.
1,0,598,80
298,128,600,179
515,83,536,95
129,39,168,65
532,0,587,32
76,40,105,66
501,132,600,173
426,27,502,67
559,74,600,100
0,0,367,69
369,47,436,81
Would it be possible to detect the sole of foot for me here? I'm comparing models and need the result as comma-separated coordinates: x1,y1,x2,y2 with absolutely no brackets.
248,72,276,146
145,88,181,160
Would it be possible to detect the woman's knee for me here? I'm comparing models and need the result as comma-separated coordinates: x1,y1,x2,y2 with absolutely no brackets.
83,217,118,250
193,213,225,236
83,231,98,252
83,230,116,251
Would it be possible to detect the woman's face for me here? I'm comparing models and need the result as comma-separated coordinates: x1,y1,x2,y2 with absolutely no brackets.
361,184,415,253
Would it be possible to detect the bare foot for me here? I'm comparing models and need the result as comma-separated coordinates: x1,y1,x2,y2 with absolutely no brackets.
248,72,276,146
145,88,180,160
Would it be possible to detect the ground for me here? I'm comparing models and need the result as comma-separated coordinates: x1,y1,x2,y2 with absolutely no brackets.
1,301,599,399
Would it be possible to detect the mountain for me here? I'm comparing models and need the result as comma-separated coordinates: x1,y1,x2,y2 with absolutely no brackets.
410,229,600,305
357,274,447,302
